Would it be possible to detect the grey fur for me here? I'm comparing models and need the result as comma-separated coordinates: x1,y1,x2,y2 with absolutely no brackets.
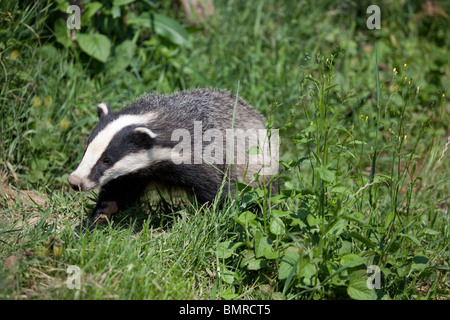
68,88,276,223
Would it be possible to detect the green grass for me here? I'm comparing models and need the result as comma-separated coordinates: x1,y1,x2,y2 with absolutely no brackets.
1,0,449,299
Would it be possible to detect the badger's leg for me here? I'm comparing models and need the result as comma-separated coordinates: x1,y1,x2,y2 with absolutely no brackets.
90,175,148,224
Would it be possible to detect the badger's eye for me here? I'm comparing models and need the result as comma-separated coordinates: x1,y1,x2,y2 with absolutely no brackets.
103,157,111,164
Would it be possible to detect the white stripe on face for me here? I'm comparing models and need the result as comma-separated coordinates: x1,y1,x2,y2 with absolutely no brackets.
71,112,156,187
98,146,173,186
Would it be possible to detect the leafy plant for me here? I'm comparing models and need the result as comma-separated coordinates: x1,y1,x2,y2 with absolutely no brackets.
1,0,448,300
212,51,449,300
52,0,196,90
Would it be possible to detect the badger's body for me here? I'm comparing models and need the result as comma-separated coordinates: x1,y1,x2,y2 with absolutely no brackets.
68,89,277,223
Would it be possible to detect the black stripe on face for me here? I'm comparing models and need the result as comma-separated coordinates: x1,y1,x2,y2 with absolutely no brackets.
86,126,153,184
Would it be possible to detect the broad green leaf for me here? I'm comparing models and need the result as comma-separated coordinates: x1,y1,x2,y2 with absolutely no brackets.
270,217,285,235
29,169,44,182
340,254,365,267
347,271,377,300
289,217,307,228
54,19,72,48
219,267,235,284
396,262,410,277
400,233,421,247
77,33,111,63
263,246,281,260
411,255,429,273
220,287,238,299
115,39,136,59
236,211,255,225
306,214,320,227
81,2,103,25
279,247,300,280
326,261,348,286
302,125,316,133
240,249,254,266
152,13,192,48
240,249,267,270
315,167,335,183
111,6,121,19
108,39,136,73
298,256,316,286
272,209,293,217
270,195,284,204
254,232,272,258
246,258,267,270
325,217,348,236
55,0,69,12
127,13,192,48
216,241,234,259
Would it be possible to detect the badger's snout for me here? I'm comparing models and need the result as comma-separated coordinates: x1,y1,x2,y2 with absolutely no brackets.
68,173,83,190
68,173,94,191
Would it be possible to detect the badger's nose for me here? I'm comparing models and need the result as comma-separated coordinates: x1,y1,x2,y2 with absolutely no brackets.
68,174,83,191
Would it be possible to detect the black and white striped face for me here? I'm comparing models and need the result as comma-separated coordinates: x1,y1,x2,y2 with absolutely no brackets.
68,103,169,191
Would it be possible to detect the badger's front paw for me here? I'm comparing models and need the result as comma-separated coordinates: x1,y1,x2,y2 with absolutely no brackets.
90,201,118,225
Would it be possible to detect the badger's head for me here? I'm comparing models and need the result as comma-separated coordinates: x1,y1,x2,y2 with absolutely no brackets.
68,103,160,191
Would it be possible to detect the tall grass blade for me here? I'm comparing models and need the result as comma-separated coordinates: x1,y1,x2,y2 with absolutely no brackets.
369,47,381,206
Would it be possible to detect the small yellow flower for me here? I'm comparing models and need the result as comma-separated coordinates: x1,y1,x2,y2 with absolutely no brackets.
361,114,364,118
408,80,411,85
404,77,407,81
443,93,446,98
44,96,53,107
404,135,407,141
53,245,63,257
32,96,42,108
393,68,397,73
10,49,19,60
398,136,401,141
60,118,71,130
365,116,368,121
310,121,313,126
403,63,407,67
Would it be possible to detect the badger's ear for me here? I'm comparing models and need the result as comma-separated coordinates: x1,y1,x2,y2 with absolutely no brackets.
97,102,111,119
134,127,157,149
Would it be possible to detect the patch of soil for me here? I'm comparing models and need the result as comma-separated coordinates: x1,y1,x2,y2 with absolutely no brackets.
0,171,48,208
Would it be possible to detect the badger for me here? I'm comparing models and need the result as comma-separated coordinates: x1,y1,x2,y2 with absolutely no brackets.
68,89,278,224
